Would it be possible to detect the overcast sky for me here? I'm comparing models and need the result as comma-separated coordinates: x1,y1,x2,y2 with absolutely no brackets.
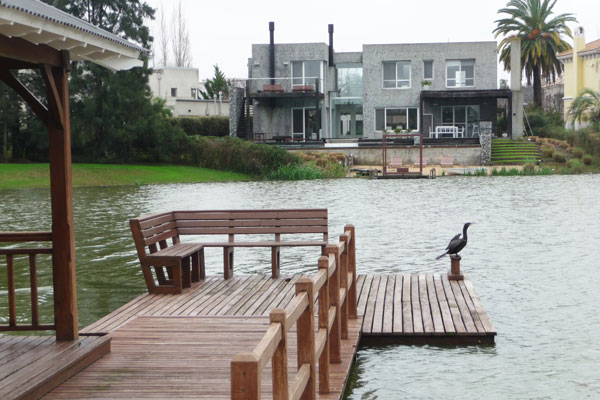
144,0,600,84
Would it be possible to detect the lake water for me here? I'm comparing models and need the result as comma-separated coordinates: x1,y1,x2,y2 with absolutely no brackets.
1,176,599,399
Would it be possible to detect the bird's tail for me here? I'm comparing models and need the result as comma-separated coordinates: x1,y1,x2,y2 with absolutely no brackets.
435,252,448,260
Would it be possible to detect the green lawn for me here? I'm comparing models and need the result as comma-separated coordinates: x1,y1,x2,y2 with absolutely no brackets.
0,163,252,189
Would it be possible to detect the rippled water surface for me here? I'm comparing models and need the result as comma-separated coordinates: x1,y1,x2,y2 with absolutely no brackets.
1,176,599,399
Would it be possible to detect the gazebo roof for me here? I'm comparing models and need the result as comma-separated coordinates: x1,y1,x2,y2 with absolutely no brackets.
0,0,147,70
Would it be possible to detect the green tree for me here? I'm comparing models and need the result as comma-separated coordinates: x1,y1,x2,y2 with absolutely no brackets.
0,81,22,161
568,89,600,127
44,0,177,162
494,0,576,107
200,65,229,100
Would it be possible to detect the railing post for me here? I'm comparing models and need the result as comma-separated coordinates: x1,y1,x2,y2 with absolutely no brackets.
317,256,330,394
270,309,289,400
344,224,358,319
231,352,261,400
7,255,16,327
325,244,341,364
339,234,349,339
29,254,39,327
296,278,316,400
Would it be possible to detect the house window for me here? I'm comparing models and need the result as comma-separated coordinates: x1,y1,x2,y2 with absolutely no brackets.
171,88,177,97
423,60,434,80
375,107,419,131
292,60,322,90
441,105,480,136
446,59,475,87
382,61,411,88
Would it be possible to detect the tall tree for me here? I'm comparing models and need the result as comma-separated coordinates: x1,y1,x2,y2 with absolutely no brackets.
200,65,229,100
155,1,170,67
494,0,576,107
0,81,22,161
171,0,192,68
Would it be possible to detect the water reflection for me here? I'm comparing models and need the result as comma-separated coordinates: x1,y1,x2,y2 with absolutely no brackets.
1,175,599,397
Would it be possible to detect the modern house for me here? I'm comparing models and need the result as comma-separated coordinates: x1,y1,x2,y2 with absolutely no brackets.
558,27,600,127
148,67,229,117
235,23,513,141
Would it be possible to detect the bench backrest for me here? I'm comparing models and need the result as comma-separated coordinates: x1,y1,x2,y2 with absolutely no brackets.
436,126,458,134
173,209,328,241
130,212,179,261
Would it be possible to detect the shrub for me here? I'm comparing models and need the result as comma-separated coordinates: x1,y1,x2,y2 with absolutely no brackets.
187,136,301,175
270,164,323,180
552,151,566,163
567,158,585,174
174,116,229,137
572,147,584,158
523,163,536,175
542,146,554,158
582,154,593,165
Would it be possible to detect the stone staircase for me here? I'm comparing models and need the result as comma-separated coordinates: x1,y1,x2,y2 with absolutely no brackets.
491,138,541,165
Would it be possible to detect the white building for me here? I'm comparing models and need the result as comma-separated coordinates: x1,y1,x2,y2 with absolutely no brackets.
148,67,229,117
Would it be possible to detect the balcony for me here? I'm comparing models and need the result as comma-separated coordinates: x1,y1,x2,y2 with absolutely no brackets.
248,77,325,99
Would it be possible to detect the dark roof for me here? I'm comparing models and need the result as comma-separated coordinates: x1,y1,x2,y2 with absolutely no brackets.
0,0,147,52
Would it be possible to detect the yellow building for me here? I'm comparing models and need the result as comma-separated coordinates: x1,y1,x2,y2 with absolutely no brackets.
558,27,600,127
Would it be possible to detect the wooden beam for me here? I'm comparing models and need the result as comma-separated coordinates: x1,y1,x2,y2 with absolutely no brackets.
0,33,62,67
0,56,38,70
0,68,49,126
47,63,78,341
41,65,65,130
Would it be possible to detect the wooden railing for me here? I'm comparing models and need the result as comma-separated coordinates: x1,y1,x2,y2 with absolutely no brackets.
0,232,55,331
231,225,357,399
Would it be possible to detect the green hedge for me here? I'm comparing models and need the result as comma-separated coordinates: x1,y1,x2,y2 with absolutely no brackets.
186,136,301,175
174,116,229,137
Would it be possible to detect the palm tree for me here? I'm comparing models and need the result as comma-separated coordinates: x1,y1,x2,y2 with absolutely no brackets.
569,89,600,127
494,0,576,107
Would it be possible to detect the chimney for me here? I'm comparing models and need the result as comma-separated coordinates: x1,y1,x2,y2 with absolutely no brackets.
573,26,585,95
269,21,275,85
328,24,334,67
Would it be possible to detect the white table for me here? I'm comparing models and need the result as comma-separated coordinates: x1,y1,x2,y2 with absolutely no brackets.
431,126,464,138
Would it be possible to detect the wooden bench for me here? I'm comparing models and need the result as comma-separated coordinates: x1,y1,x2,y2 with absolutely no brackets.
292,85,315,92
130,209,328,292
440,156,454,168
130,214,205,294
262,84,284,93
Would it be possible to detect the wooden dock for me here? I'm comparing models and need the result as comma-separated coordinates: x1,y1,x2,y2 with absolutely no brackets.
1,272,494,399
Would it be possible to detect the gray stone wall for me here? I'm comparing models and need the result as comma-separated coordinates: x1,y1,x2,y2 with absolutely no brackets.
229,87,245,136
479,133,492,165
289,146,482,166
362,42,498,138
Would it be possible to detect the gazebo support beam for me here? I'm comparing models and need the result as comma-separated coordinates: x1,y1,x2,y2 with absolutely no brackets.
0,34,63,67
42,57,78,341
0,68,49,125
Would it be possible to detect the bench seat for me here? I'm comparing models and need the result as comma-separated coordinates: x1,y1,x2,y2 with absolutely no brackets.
198,240,327,248
143,243,205,294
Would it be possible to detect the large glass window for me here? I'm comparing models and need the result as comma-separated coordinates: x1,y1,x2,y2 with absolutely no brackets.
292,60,322,90
446,59,475,87
375,107,419,131
441,105,480,136
423,60,433,80
292,107,320,140
382,61,411,88
337,63,363,97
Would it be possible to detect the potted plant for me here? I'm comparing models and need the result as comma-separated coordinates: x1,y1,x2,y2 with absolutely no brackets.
421,80,432,90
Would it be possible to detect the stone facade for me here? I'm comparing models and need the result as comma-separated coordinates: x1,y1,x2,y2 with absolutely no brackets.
479,133,492,165
229,87,244,136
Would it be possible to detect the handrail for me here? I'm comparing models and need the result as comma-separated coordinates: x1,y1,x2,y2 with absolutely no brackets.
0,231,54,332
231,224,358,399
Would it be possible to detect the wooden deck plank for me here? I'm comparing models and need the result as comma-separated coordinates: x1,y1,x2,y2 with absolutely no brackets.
382,274,395,334
371,275,387,334
449,279,478,334
392,274,404,334
433,274,456,334
440,275,467,334
418,274,434,334
411,274,424,334
426,273,445,334
463,279,496,334
458,281,486,334
355,274,372,319
362,275,381,334
402,274,413,334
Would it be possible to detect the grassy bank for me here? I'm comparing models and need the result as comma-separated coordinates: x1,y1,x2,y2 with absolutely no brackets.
0,163,251,189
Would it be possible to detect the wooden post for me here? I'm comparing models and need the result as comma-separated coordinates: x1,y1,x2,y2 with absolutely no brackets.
325,244,341,364
344,225,358,319
44,58,78,341
270,309,289,400
296,278,316,400
317,256,330,394
339,235,349,339
231,352,261,400
448,255,464,281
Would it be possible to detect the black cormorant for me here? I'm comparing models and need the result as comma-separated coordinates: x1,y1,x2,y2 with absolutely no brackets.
436,222,473,259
